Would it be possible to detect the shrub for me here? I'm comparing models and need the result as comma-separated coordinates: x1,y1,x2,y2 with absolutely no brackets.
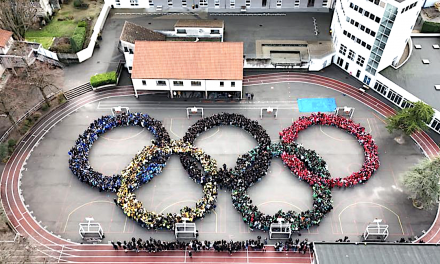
42,103,50,112
58,94,66,104
78,21,87,27
7,139,17,154
421,21,440,33
33,112,41,121
0,143,8,162
70,25,86,52
90,71,117,87
73,0,83,8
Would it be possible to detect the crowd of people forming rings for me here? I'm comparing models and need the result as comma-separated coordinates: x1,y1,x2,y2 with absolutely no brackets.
69,111,379,234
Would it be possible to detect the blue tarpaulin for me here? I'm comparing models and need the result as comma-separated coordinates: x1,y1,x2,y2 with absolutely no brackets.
297,98,337,113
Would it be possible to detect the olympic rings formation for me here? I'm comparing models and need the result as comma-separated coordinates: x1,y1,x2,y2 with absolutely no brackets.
68,112,379,232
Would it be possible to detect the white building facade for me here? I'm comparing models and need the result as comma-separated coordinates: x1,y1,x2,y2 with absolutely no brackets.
331,0,440,135
106,0,335,11
331,0,423,86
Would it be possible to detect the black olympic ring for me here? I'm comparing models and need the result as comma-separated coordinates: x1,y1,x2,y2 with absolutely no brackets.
68,112,379,232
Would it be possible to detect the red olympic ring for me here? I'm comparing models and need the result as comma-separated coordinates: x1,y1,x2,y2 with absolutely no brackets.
279,113,380,188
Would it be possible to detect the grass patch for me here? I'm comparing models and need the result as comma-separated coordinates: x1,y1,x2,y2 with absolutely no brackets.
26,37,54,49
26,20,77,39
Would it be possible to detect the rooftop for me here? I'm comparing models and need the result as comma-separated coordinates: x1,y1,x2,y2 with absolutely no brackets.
119,21,166,44
174,19,224,28
0,28,13,48
132,41,243,80
380,37,440,110
314,242,440,264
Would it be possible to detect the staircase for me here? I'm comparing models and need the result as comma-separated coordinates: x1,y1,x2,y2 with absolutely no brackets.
64,83,93,101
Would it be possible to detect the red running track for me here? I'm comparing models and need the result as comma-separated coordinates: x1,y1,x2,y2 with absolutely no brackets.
1,73,439,263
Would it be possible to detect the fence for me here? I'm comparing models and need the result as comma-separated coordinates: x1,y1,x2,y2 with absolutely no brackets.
77,3,111,62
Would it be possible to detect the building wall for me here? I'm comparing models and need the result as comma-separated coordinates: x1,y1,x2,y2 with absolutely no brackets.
107,0,334,11
120,40,135,73
39,0,53,16
331,0,423,86
133,78,242,97
173,26,224,41
0,37,14,55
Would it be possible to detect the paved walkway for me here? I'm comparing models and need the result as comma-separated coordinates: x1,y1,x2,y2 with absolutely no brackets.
2,73,439,262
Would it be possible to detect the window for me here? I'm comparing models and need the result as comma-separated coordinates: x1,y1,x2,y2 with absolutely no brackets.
199,0,208,7
191,81,201,86
128,66,132,71
364,11,370,17
182,0,187,6
124,47,128,53
361,41,366,47
246,0,251,7
231,81,235,87
129,49,134,54
356,70,361,78
230,0,235,8
370,31,376,37
322,0,328,7
168,0,172,6
375,17,380,23
220,81,224,87
373,81,388,96
276,0,282,8
344,62,349,70
401,99,413,109
348,50,355,60
431,118,440,132
355,21,359,27
363,75,371,85
156,80,166,86
173,81,183,86
142,80,147,86
116,0,120,5
177,29,186,34
130,0,139,6
337,57,344,67
367,44,372,50
210,29,220,34
307,0,314,7
339,44,347,55
294,0,300,7
149,0,154,7
356,55,365,66
360,25,365,31
354,5,358,11
387,89,402,105
215,0,219,7
343,30,347,36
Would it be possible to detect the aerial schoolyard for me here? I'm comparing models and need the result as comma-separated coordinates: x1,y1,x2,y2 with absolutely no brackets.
20,80,433,243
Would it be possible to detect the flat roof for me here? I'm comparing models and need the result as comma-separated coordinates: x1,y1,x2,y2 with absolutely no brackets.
132,41,243,80
119,21,166,44
314,242,440,264
175,19,224,28
380,37,440,110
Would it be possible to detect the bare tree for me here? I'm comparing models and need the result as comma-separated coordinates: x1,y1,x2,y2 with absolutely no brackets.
0,0,38,40
0,203,43,263
0,89,17,128
21,62,62,107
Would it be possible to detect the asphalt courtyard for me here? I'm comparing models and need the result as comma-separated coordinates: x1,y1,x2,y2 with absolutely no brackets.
20,80,435,244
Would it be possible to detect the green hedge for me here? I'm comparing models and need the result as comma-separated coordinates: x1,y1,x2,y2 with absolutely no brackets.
421,21,440,33
70,25,86,52
90,71,117,87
